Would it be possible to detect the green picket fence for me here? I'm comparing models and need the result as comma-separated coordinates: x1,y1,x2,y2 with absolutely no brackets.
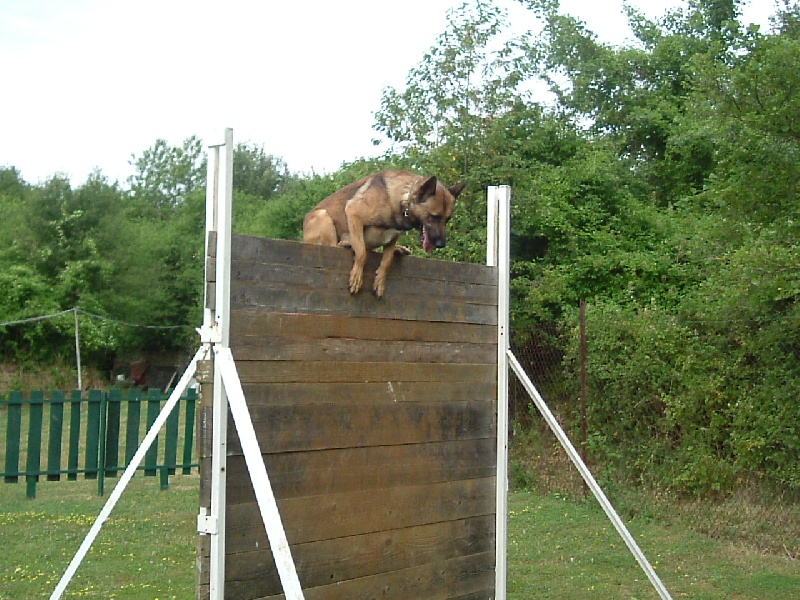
1,388,198,498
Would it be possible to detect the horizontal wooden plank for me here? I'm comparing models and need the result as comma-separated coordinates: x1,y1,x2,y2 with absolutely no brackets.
214,235,497,287
223,257,498,305
231,334,496,364
205,515,494,597
209,237,496,288
226,281,498,325
226,477,495,550
225,402,496,454
229,311,497,344
234,361,497,384
210,282,497,326
238,381,497,406
219,438,497,500
237,552,495,600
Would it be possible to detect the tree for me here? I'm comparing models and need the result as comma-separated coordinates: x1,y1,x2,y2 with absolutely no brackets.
233,142,294,200
128,136,206,212
519,0,749,203
374,0,530,170
692,15,800,226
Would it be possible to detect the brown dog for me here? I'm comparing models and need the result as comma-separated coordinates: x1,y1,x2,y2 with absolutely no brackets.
303,170,465,298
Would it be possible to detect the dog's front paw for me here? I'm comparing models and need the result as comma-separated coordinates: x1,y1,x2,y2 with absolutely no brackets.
337,240,353,249
394,245,412,256
373,273,386,299
349,265,363,295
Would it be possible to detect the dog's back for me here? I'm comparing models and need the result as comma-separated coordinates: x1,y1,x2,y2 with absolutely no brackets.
303,177,369,246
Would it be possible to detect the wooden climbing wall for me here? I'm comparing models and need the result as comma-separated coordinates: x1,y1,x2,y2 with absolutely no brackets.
197,234,499,599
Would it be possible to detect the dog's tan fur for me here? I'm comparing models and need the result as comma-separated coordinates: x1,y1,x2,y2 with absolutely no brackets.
303,170,465,298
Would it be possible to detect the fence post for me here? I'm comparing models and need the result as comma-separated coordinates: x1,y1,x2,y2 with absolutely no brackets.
85,390,102,481
125,388,142,466
144,388,162,476
580,300,588,465
105,389,123,478
74,307,83,391
26,391,45,499
48,391,66,482
97,392,108,496
182,388,197,475
165,390,181,477
4,391,23,483
67,390,82,480
488,184,511,599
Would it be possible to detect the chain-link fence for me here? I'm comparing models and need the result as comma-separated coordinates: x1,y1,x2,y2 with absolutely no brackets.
509,302,800,559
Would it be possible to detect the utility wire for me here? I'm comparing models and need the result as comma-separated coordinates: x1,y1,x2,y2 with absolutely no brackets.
77,309,189,330
0,308,75,327
0,307,190,330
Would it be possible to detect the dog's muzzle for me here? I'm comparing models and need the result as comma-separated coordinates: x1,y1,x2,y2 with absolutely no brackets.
421,226,445,253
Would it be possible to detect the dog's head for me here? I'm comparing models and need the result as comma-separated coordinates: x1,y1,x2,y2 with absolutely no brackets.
409,176,465,253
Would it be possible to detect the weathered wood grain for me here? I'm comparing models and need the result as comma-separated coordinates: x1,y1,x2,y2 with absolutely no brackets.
226,477,496,548
202,515,495,595
233,360,496,384
198,233,500,599
213,439,497,500
230,311,495,344
224,401,496,454
198,552,495,600
208,235,496,286
223,258,499,305
232,334,496,364
236,381,496,406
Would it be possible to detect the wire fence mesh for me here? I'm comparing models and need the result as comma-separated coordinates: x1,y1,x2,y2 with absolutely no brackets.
510,302,800,559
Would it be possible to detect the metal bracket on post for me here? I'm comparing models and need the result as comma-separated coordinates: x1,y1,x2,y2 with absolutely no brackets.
197,508,219,535
196,325,222,345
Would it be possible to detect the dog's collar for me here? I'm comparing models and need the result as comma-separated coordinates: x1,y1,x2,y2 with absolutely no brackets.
399,199,414,228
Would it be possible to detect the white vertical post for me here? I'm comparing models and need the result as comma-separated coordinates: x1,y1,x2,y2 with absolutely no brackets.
200,128,303,599
488,185,511,599
73,307,82,390
203,135,220,334
486,185,498,268
204,128,234,600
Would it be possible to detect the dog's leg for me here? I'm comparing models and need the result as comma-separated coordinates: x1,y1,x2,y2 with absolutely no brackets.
374,244,397,299
373,241,410,298
345,213,368,295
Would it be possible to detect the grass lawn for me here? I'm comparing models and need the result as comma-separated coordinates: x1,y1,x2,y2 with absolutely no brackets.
1,476,798,598
508,490,799,599
0,475,198,599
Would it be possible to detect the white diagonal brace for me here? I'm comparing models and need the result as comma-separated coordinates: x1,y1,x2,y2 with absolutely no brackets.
50,345,208,600
507,350,673,600
215,346,305,599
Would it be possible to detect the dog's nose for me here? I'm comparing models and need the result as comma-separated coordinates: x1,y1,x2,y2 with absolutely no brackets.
434,238,446,248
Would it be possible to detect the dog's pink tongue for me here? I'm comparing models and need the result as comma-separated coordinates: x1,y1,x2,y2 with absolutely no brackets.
422,229,434,253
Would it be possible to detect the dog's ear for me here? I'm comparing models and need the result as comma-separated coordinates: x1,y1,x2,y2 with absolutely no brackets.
414,176,438,202
448,182,466,198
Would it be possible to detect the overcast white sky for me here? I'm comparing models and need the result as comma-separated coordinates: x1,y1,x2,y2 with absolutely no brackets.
0,0,777,186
